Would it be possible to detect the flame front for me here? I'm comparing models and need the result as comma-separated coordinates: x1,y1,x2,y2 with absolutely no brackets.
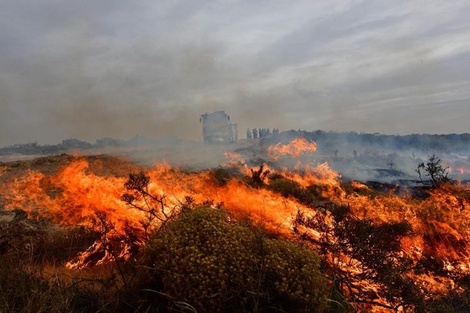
2,156,320,268
267,137,317,160
2,139,470,311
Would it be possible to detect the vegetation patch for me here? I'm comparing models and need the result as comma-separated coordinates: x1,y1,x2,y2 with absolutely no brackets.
139,206,328,313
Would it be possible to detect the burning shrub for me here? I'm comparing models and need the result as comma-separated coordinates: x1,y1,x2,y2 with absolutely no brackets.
268,177,316,207
294,206,420,311
212,167,233,186
247,164,270,188
138,206,327,313
269,177,303,197
121,171,173,233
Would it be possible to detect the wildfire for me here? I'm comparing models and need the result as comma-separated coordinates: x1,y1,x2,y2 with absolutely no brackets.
267,137,317,160
2,155,317,268
0,164,6,177
2,138,470,311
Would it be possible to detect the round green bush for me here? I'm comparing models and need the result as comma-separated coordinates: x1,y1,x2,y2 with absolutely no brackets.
138,207,327,313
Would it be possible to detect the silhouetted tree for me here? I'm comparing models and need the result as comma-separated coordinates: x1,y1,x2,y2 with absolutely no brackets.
249,164,270,188
416,154,452,188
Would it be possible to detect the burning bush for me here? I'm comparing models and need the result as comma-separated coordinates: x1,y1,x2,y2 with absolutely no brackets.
293,206,421,311
138,206,328,313
247,164,270,188
268,177,317,207
212,167,233,186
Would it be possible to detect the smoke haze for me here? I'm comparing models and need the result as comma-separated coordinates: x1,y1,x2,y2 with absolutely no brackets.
1,0,470,146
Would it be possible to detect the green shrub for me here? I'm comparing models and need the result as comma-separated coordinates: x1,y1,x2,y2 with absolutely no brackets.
268,178,316,207
138,207,327,312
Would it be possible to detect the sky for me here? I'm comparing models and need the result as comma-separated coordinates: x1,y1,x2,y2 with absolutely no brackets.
1,0,470,146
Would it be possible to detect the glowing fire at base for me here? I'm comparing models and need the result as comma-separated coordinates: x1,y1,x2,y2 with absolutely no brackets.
3,156,330,268
2,138,470,311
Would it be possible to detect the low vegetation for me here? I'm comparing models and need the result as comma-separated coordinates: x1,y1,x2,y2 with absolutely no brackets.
139,207,327,312
1,207,327,312
2,154,470,312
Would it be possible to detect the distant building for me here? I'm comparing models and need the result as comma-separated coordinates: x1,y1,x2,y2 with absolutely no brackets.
200,111,238,143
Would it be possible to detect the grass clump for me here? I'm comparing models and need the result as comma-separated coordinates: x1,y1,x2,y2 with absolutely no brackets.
139,206,328,313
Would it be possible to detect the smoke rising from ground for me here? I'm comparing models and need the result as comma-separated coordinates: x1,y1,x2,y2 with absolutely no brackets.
3,130,470,185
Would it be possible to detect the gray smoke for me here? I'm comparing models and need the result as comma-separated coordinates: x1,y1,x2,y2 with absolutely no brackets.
1,1,470,146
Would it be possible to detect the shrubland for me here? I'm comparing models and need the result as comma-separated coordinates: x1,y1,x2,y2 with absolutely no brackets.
1,153,470,312
0,206,327,313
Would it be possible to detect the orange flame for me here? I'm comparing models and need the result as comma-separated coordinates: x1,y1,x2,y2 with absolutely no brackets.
267,137,317,160
2,157,319,268
2,138,470,310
